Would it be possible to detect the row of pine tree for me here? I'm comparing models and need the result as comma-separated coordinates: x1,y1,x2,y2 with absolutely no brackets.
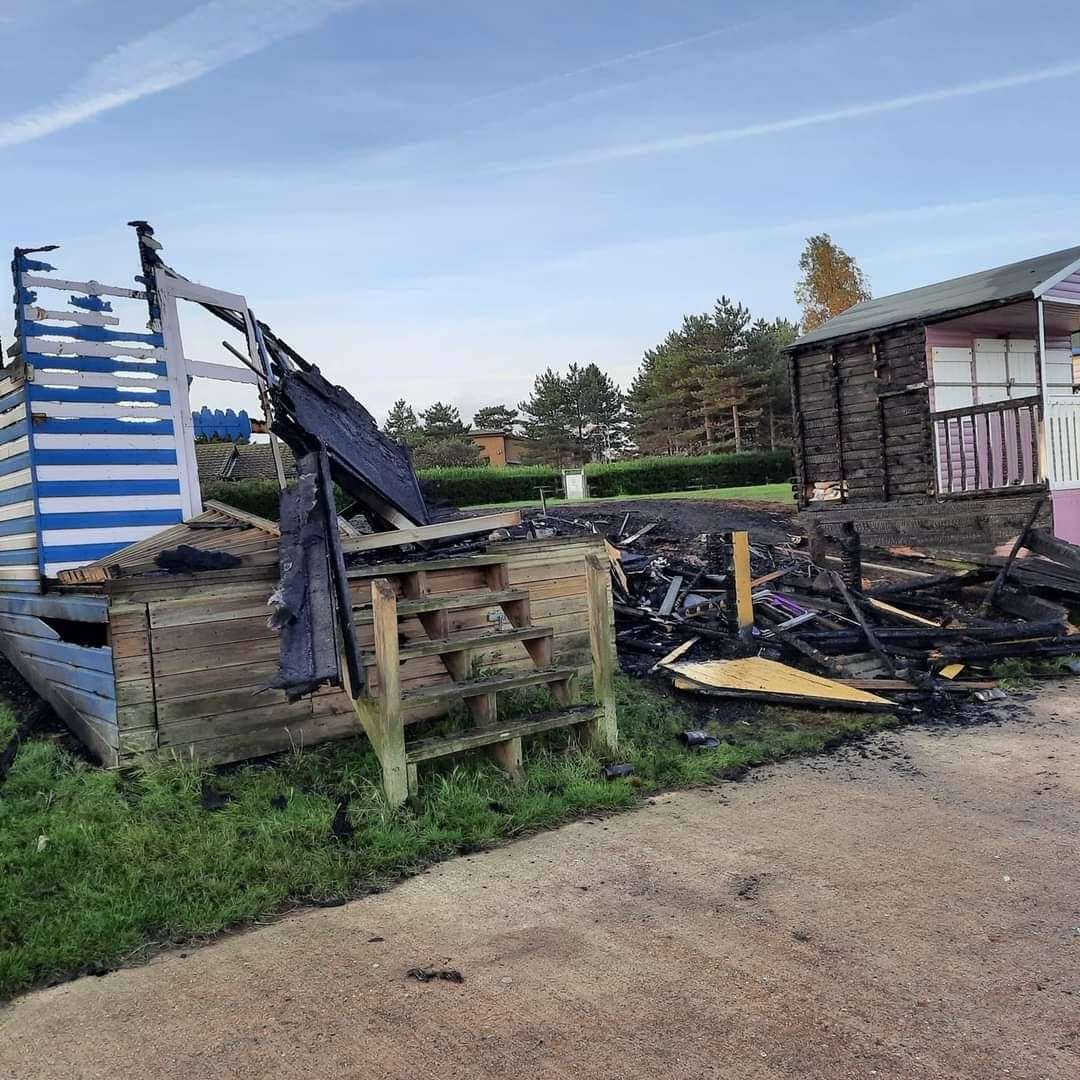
383,235,870,466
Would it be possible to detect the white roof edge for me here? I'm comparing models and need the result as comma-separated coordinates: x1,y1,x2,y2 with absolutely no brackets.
1033,254,1080,299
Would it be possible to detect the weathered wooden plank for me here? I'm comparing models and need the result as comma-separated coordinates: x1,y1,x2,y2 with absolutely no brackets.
505,559,585,585
0,633,113,673
150,615,273,654
154,661,280,702
113,653,152,681
156,710,357,764
0,612,59,640
406,706,600,763
340,511,522,553
20,653,115,699
0,632,117,760
158,698,315,747
148,594,270,629
152,636,280,677
345,553,508,580
0,592,107,621
525,576,586,601
116,703,156,730
116,679,155,707
157,684,293,724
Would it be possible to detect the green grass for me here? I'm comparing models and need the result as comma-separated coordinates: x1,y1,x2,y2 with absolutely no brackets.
0,678,895,1001
463,482,795,510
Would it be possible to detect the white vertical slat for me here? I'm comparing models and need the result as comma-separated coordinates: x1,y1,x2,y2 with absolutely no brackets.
151,271,202,520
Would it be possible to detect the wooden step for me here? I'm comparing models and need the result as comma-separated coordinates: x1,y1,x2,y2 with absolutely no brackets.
353,587,529,621
400,667,576,709
405,705,600,763
362,625,553,666
346,553,508,581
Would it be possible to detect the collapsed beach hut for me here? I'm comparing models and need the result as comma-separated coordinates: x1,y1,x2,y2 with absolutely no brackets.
786,246,1080,549
0,225,616,803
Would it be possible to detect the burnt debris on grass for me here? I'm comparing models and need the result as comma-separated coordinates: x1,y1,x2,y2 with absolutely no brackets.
534,503,1080,714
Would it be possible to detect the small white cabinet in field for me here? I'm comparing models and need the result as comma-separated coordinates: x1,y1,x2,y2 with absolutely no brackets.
563,469,589,500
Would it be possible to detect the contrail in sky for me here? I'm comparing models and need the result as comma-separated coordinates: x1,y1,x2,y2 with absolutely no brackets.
0,0,369,149
496,60,1080,172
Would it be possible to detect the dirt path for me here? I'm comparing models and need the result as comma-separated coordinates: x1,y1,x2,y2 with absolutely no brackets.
3,691,1078,1079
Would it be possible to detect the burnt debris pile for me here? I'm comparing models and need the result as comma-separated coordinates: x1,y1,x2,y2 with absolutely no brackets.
545,508,1080,710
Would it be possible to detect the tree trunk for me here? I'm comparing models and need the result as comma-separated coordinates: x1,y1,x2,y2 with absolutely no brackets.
768,405,776,451
732,404,742,453
704,413,714,453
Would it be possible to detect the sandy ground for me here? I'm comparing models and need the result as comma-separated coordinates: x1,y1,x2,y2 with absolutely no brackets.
2,691,1079,1079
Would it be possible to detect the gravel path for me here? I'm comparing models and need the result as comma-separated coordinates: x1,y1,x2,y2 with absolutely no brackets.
2,690,1078,1079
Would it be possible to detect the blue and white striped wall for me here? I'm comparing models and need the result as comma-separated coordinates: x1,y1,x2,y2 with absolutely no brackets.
10,251,187,583
0,371,36,591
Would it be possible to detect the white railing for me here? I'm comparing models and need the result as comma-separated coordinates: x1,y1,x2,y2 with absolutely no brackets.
931,395,1043,495
1045,399,1080,489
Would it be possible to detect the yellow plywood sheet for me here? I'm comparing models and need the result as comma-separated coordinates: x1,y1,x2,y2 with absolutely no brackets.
667,656,895,708
651,636,699,673
866,597,941,628
938,663,965,680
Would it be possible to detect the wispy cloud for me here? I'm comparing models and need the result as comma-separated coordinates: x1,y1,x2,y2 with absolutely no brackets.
508,194,1072,274
0,0,369,149
459,20,760,108
494,60,1080,173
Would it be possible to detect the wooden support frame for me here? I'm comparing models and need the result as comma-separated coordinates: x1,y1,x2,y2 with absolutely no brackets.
353,578,408,805
352,545,619,805
584,553,618,752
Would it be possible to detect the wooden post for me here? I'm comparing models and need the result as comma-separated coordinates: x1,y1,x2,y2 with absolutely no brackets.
584,553,617,752
354,577,407,806
806,518,828,565
730,531,754,642
979,497,1044,617
488,731,523,781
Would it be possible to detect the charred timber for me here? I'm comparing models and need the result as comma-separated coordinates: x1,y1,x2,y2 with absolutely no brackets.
797,617,1065,647
272,366,429,528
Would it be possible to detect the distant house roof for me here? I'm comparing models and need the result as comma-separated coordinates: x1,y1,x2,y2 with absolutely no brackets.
792,245,1080,349
228,442,297,481
469,429,531,439
195,441,297,483
194,441,237,482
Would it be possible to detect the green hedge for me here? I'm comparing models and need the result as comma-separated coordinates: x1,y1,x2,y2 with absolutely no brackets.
419,451,793,506
201,479,349,522
203,451,793,517
418,463,562,506
202,479,283,520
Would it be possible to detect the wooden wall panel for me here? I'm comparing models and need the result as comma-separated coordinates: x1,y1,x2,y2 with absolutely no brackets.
0,590,119,764
110,536,604,766
791,325,931,510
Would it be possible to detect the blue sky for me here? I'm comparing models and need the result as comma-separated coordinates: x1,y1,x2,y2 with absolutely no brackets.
3,0,1080,422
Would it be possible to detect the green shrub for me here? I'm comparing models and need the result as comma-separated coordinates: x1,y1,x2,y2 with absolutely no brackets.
418,450,792,506
202,480,349,522
205,451,794,515
584,451,792,497
201,479,283,521
419,464,563,506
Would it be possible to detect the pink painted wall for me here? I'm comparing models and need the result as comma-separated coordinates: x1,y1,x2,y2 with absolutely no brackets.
1052,489,1080,543
1043,267,1080,304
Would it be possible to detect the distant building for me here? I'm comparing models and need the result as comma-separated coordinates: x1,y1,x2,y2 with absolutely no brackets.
195,441,297,483
469,429,532,467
